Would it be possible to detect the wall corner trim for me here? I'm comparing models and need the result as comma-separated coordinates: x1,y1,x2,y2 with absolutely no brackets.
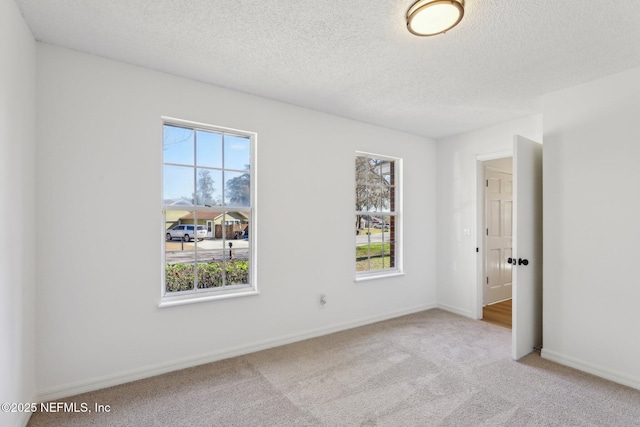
436,303,474,319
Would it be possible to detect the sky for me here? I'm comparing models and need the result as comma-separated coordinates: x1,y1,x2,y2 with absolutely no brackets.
163,124,250,206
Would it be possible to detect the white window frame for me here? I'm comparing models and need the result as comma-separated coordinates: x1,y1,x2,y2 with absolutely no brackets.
159,117,258,307
355,151,403,281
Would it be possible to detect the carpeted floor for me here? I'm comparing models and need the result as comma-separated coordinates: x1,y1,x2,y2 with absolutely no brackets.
28,309,640,426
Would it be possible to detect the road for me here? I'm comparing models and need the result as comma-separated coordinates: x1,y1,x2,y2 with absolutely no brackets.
166,238,249,264
356,232,387,246
166,234,385,264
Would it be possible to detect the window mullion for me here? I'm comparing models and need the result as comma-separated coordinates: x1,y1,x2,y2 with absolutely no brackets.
221,212,227,287
221,133,225,209
193,132,198,290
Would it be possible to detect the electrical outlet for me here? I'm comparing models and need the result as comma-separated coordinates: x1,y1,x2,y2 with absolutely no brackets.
319,294,327,308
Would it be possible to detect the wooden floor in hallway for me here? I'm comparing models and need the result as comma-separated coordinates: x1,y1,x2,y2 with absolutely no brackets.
482,299,512,329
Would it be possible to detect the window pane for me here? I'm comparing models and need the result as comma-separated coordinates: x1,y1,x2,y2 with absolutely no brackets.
357,186,368,211
225,211,250,285
224,135,251,171
196,248,225,289
196,130,222,169
225,246,249,285
163,125,194,165
219,212,250,240
163,165,194,203
165,213,196,292
355,156,379,185
165,262,196,292
225,258,249,286
355,214,365,233
355,215,370,271
379,225,388,243
382,162,393,185
355,183,367,211
366,240,390,272
224,171,250,207
380,187,391,212
356,247,369,272
195,168,223,207
165,210,188,232
367,187,383,213
369,158,382,181
355,156,369,184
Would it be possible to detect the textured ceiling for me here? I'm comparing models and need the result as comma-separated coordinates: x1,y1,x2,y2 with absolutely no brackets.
14,0,640,139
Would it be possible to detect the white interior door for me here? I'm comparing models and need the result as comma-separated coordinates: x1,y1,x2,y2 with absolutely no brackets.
512,135,543,359
484,168,513,304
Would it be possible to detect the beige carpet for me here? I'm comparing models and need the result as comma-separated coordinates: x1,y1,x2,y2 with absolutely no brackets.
28,309,640,426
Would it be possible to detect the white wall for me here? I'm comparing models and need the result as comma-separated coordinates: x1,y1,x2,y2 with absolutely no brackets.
436,116,542,317
0,0,37,426
35,44,437,398
542,67,640,389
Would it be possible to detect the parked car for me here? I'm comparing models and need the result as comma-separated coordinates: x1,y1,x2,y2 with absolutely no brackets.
373,223,390,229
166,225,207,242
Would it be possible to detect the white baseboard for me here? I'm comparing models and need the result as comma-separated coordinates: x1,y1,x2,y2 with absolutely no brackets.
541,348,640,391
37,303,437,402
436,303,474,319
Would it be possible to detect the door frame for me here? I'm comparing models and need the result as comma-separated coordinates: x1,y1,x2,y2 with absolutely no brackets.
474,150,513,320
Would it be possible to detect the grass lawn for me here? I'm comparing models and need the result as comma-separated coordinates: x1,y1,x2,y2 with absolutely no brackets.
356,242,391,271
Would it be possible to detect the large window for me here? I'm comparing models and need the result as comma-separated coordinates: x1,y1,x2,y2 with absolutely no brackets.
162,119,255,302
355,153,401,278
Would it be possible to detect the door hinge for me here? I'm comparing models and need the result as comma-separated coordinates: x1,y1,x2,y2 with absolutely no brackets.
486,179,488,187
486,228,488,235
486,277,489,284
476,247,479,253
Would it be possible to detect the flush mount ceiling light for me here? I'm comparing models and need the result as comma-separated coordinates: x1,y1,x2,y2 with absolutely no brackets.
406,0,465,36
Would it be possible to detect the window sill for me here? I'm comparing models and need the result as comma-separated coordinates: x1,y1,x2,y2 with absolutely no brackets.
158,288,259,308
355,271,405,283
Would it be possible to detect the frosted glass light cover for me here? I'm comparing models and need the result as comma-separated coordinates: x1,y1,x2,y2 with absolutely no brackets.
407,0,464,36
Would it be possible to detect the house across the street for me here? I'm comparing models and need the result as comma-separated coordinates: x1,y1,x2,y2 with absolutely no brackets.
179,211,249,239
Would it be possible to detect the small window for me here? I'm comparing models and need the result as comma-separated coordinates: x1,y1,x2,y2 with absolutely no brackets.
355,153,401,278
162,119,256,303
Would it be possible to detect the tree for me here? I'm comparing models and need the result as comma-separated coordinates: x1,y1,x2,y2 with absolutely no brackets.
355,157,391,230
226,167,250,206
195,170,215,206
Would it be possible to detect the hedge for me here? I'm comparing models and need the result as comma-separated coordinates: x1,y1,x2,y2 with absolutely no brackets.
166,260,249,292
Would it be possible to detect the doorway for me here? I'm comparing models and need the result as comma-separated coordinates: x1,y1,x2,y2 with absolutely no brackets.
475,154,516,327
475,136,543,359
482,157,513,328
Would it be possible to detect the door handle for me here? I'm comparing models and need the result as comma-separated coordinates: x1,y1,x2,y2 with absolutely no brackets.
518,258,529,266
